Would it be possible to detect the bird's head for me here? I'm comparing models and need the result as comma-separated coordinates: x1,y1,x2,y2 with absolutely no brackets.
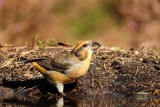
71,40,101,61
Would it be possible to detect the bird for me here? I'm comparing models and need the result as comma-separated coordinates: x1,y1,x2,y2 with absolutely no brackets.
24,40,101,96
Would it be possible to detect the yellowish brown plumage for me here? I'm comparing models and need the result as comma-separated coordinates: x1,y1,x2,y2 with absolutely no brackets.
31,62,47,74
24,40,101,96
46,71,75,84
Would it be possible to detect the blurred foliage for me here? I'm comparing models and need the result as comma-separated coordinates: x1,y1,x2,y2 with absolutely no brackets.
70,7,109,36
51,0,73,14
118,0,160,48
69,1,121,36
0,0,160,49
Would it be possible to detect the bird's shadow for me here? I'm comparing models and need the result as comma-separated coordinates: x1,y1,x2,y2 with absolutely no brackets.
2,78,77,95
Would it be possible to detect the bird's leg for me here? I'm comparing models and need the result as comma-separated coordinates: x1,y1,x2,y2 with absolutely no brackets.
56,83,65,96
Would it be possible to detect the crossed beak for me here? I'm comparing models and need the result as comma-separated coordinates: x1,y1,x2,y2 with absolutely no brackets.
91,41,101,51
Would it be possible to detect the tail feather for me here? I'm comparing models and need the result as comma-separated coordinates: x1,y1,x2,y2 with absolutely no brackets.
20,57,45,63
24,58,45,64
31,62,47,74
20,57,49,74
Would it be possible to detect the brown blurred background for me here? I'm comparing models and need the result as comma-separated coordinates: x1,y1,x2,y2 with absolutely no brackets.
0,0,160,49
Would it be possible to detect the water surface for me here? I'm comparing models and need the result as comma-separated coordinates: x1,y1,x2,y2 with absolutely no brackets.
0,94,159,107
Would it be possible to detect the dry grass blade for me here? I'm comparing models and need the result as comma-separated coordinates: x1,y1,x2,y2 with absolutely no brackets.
0,58,14,68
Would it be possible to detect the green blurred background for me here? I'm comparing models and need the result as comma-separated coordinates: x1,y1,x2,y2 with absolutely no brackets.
0,0,160,49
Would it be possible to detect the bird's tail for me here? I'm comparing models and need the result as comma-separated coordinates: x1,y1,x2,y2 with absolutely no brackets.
20,57,45,64
20,57,48,74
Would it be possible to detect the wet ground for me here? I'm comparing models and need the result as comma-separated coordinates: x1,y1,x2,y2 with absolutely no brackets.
1,95,160,107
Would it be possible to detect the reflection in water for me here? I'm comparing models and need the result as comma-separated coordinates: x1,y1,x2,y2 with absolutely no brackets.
0,96,77,107
56,98,64,107
1,95,160,107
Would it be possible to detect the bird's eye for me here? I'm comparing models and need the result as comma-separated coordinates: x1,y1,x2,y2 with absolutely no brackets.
83,44,88,47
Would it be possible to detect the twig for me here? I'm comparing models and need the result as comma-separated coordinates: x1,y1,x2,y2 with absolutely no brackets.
0,58,14,68
20,50,36,56
91,68,94,88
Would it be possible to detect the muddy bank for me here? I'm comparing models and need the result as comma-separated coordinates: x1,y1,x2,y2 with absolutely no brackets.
1,44,160,98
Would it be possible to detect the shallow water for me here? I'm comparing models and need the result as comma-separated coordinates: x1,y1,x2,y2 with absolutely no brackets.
0,95,160,107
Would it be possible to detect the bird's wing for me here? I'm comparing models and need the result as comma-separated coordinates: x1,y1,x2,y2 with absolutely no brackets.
50,55,73,73
24,58,53,71
23,55,74,74
33,59,53,71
